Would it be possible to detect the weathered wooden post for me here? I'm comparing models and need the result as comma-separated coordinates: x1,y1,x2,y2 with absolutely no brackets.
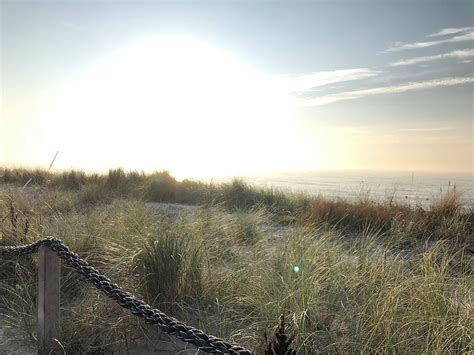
37,244,60,354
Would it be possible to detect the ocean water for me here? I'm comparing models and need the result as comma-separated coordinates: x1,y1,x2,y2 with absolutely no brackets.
214,170,474,208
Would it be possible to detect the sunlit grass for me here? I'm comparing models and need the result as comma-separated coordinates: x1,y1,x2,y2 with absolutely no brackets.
0,167,472,353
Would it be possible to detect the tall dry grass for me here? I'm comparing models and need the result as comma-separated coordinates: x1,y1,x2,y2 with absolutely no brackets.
0,168,472,353
2,167,471,246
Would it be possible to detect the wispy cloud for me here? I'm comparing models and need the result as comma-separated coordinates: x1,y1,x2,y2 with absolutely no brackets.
427,26,474,37
285,27,474,109
388,49,474,66
384,29,474,53
295,77,474,107
275,68,379,92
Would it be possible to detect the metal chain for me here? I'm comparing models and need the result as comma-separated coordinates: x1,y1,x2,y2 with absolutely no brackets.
0,237,254,354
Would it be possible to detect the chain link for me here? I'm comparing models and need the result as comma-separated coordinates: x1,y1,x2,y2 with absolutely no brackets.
0,237,254,354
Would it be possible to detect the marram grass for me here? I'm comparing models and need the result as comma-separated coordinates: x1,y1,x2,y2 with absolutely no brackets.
0,168,472,353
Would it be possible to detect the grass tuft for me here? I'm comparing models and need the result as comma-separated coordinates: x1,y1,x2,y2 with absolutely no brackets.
135,229,204,312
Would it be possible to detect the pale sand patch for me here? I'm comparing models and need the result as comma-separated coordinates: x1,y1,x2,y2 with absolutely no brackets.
145,202,197,217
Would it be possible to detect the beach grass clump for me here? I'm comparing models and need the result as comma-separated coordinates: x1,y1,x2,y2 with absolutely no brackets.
234,209,266,244
303,196,415,231
425,192,472,244
175,179,214,204
0,167,52,186
52,170,88,190
143,171,178,202
217,179,308,215
107,169,145,196
192,205,243,264
78,181,110,205
135,227,205,312
219,179,260,210
106,168,128,190
430,191,464,217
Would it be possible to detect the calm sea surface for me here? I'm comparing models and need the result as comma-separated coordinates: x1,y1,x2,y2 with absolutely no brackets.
211,171,474,208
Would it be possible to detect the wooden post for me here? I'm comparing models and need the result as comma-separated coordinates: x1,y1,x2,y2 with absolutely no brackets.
37,244,60,354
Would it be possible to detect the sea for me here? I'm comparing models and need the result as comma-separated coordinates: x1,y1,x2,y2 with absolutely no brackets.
211,170,474,208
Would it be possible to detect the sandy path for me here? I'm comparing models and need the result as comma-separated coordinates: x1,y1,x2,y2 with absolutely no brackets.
145,202,197,217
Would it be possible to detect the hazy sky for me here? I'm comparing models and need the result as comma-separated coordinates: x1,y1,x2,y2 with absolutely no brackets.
1,0,473,177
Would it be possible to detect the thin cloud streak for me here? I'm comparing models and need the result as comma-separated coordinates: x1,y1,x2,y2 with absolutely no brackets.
384,30,474,53
389,49,474,66
275,68,379,92
295,77,474,107
427,27,474,38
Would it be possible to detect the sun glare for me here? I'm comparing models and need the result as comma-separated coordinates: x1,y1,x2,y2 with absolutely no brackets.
31,36,311,178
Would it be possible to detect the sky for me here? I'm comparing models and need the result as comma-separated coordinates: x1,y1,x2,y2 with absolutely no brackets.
1,0,473,178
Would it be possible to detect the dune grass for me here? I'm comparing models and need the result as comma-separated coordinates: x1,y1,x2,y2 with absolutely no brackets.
0,167,472,353
1,167,472,245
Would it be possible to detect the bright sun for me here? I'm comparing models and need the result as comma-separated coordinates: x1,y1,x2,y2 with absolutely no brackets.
36,36,310,178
